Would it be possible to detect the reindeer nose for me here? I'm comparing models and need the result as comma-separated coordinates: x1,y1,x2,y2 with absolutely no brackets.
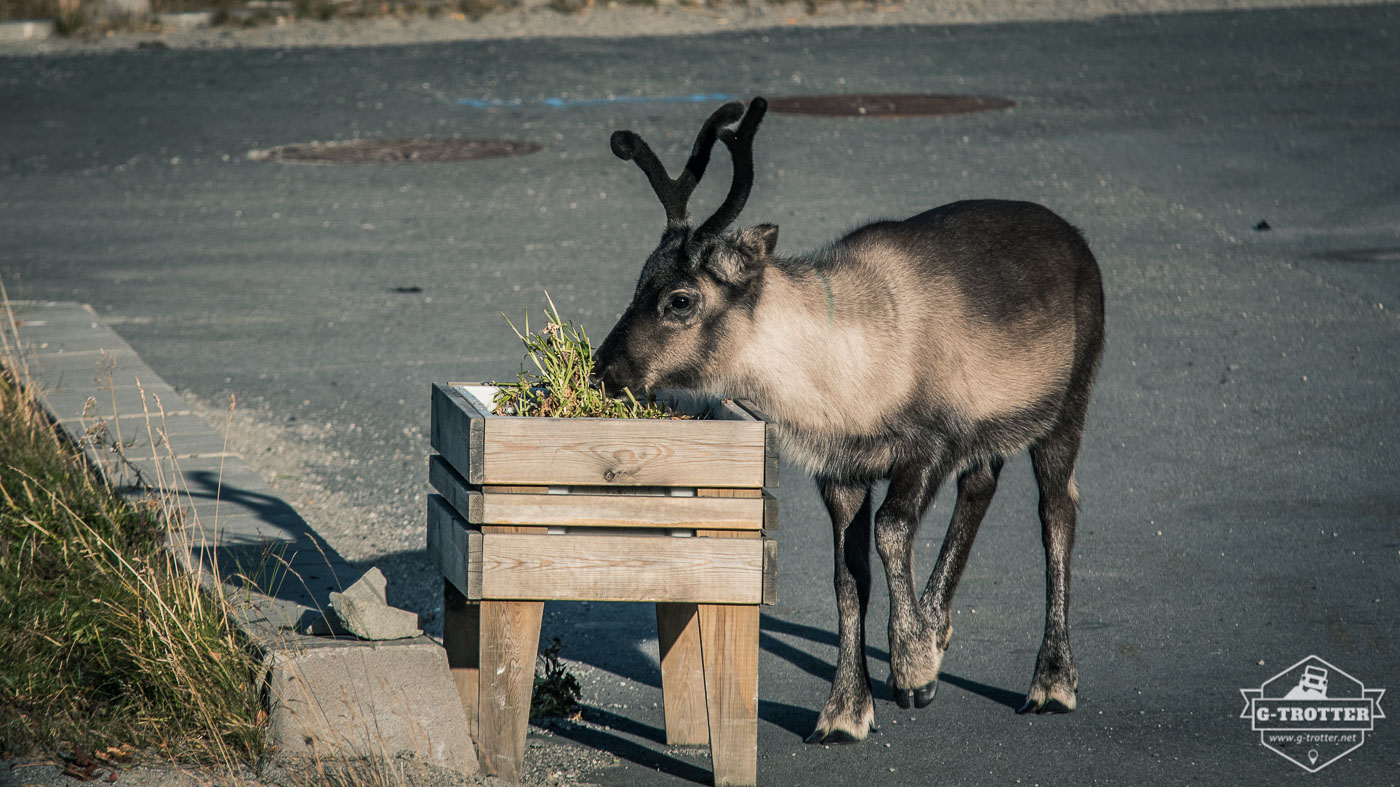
591,353,623,390
590,342,618,386
592,338,636,393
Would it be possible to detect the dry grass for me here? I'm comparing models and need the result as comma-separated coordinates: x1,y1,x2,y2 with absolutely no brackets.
0,287,265,770
493,294,679,419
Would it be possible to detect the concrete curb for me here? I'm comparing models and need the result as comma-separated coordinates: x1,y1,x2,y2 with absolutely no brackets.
0,11,213,41
7,301,479,778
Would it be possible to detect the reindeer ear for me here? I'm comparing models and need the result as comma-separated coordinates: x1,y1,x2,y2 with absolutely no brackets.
737,223,779,257
703,224,777,287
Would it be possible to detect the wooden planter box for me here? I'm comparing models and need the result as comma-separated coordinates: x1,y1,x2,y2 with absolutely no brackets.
426,383,779,787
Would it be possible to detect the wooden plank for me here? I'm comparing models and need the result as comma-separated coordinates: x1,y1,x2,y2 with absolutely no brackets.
478,600,543,784
763,491,779,532
705,397,760,423
486,484,694,497
697,528,752,539
765,426,780,488
467,490,765,530
426,495,482,599
732,398,780,489
655,603,708,746
437,383,773,487
431,383,486,484
442,580,480,743
699,603,760,787
644,390,761,423
696,488,762,499
692,529,776,605
481,417,766,488
482,524,548,535
480,484,549,494
478,533,764,603
429,455,483,522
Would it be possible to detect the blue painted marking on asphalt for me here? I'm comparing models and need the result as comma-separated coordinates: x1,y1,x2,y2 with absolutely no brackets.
458,92,740,109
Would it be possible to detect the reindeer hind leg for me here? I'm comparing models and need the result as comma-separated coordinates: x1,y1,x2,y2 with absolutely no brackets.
1020,418,1087,715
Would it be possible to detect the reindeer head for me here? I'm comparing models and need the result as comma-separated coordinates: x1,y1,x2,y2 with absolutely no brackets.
593,97,774,395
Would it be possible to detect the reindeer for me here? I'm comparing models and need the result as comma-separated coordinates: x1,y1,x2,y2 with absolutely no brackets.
594,97,1105,744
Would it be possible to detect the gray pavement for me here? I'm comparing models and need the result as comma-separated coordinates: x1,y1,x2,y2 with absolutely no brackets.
3,5,1398,785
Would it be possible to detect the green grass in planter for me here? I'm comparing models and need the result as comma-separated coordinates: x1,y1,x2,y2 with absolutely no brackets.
493,296,680,419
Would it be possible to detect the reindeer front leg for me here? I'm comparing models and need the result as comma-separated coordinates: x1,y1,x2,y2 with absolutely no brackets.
876,461,948,710
806,479,875,744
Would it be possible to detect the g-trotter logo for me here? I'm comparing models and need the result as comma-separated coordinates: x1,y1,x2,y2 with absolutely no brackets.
1240,655,1386,772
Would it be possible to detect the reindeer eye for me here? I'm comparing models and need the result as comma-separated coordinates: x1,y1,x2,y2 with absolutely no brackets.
667,293,696,314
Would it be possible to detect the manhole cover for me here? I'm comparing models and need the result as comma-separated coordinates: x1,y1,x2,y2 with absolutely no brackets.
766,94,1015,117
250,139,542,164
1321,248,1400,263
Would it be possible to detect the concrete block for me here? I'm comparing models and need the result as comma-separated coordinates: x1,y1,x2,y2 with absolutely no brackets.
329,568,422,641
265,636,478,776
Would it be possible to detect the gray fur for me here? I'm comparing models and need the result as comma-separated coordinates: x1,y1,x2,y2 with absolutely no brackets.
595,100,1105,744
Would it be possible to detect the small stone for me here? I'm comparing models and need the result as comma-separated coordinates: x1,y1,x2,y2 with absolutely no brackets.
328,567,422,640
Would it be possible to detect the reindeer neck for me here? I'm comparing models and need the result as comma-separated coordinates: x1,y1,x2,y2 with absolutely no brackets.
716,253,910,436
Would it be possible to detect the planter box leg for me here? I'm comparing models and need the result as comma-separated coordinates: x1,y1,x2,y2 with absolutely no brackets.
443,580,480,743
699,603,760,787
479,599,543,784
656,602,709,746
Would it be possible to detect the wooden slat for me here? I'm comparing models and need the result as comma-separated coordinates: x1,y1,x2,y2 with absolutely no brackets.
696,488,762,499
482,524,547,535
481,417,766,488
706,397,761,422
434,383,775,487
429,465,772,530
655,602,708,746
486,484,689,496
691,529,776,606
699,603,760,787
480,485,549,494
732,398,780,489
431,383,486,484
426,495,482,599
429,455,482,522
482,493,763,530
428,482,766,530
478,533,764,603
641,390,758,423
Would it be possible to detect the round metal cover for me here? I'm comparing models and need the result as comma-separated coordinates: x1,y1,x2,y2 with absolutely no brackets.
252,138,542,164
767,94,1014,118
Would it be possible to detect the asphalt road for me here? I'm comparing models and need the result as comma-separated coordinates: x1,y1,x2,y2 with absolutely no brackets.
3,5,1398,785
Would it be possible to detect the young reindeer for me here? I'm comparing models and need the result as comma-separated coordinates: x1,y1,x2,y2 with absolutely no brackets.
594,97,1105,744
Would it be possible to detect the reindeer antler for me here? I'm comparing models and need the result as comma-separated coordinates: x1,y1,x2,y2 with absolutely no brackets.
610,101,745,228
696,97,768,240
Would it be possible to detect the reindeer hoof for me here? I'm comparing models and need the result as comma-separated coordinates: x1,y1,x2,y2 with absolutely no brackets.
804,728,860,745
887,677,938,710
1017,681,1077,714
805,701,876,744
